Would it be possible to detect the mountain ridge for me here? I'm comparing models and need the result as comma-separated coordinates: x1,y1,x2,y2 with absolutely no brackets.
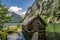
8,12,23,23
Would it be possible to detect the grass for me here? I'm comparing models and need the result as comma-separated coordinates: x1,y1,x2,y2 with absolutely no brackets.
46,23,60,33
46,23,60,40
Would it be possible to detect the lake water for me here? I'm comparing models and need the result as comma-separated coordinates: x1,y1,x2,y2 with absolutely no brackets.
7,32,26,40
4,23,21,27
4,23,26,40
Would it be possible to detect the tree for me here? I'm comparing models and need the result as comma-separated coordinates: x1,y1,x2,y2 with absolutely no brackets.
0,0,12,29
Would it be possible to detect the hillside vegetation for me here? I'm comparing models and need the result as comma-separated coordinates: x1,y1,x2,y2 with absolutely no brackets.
25,0,60,23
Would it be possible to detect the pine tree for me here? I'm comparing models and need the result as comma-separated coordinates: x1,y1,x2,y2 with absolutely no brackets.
0,0,12,29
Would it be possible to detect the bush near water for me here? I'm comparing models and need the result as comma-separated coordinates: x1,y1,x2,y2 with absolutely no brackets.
0,25,21,40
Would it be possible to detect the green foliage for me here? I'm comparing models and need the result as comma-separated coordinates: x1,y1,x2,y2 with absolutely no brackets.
46,23,60,33
0,24,21,40
46,23,60,40
2,25,20,33
0,1,12,29
0,31,7,40
17,24,20,28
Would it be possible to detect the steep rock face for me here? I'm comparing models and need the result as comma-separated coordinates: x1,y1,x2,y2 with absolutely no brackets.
25,0,60,23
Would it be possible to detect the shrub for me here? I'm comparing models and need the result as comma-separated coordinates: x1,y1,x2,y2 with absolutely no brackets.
0,31,7,40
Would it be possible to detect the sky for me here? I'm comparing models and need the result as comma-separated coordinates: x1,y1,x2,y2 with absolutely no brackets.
1,0,35,16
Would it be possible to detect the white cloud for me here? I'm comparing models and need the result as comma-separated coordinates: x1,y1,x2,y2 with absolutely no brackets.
8,6,22,12
8,6,26,18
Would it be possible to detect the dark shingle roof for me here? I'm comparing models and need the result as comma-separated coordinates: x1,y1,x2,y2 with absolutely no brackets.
22,14,47,26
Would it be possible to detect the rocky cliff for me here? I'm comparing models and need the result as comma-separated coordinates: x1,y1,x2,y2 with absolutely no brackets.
25,0,60,23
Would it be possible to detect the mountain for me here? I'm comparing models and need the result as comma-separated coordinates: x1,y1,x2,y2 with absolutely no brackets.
4,12,23,27
8,12,23,23
25,0,60,23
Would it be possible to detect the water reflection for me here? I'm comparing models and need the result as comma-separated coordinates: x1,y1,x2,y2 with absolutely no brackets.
7,32,26,40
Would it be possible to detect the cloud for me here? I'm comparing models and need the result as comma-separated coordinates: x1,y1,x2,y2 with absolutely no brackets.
8,6,26,18
8,6,22,12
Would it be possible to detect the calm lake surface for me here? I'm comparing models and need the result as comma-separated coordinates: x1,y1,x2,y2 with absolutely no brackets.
7,32,26,40
4,23,26,40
